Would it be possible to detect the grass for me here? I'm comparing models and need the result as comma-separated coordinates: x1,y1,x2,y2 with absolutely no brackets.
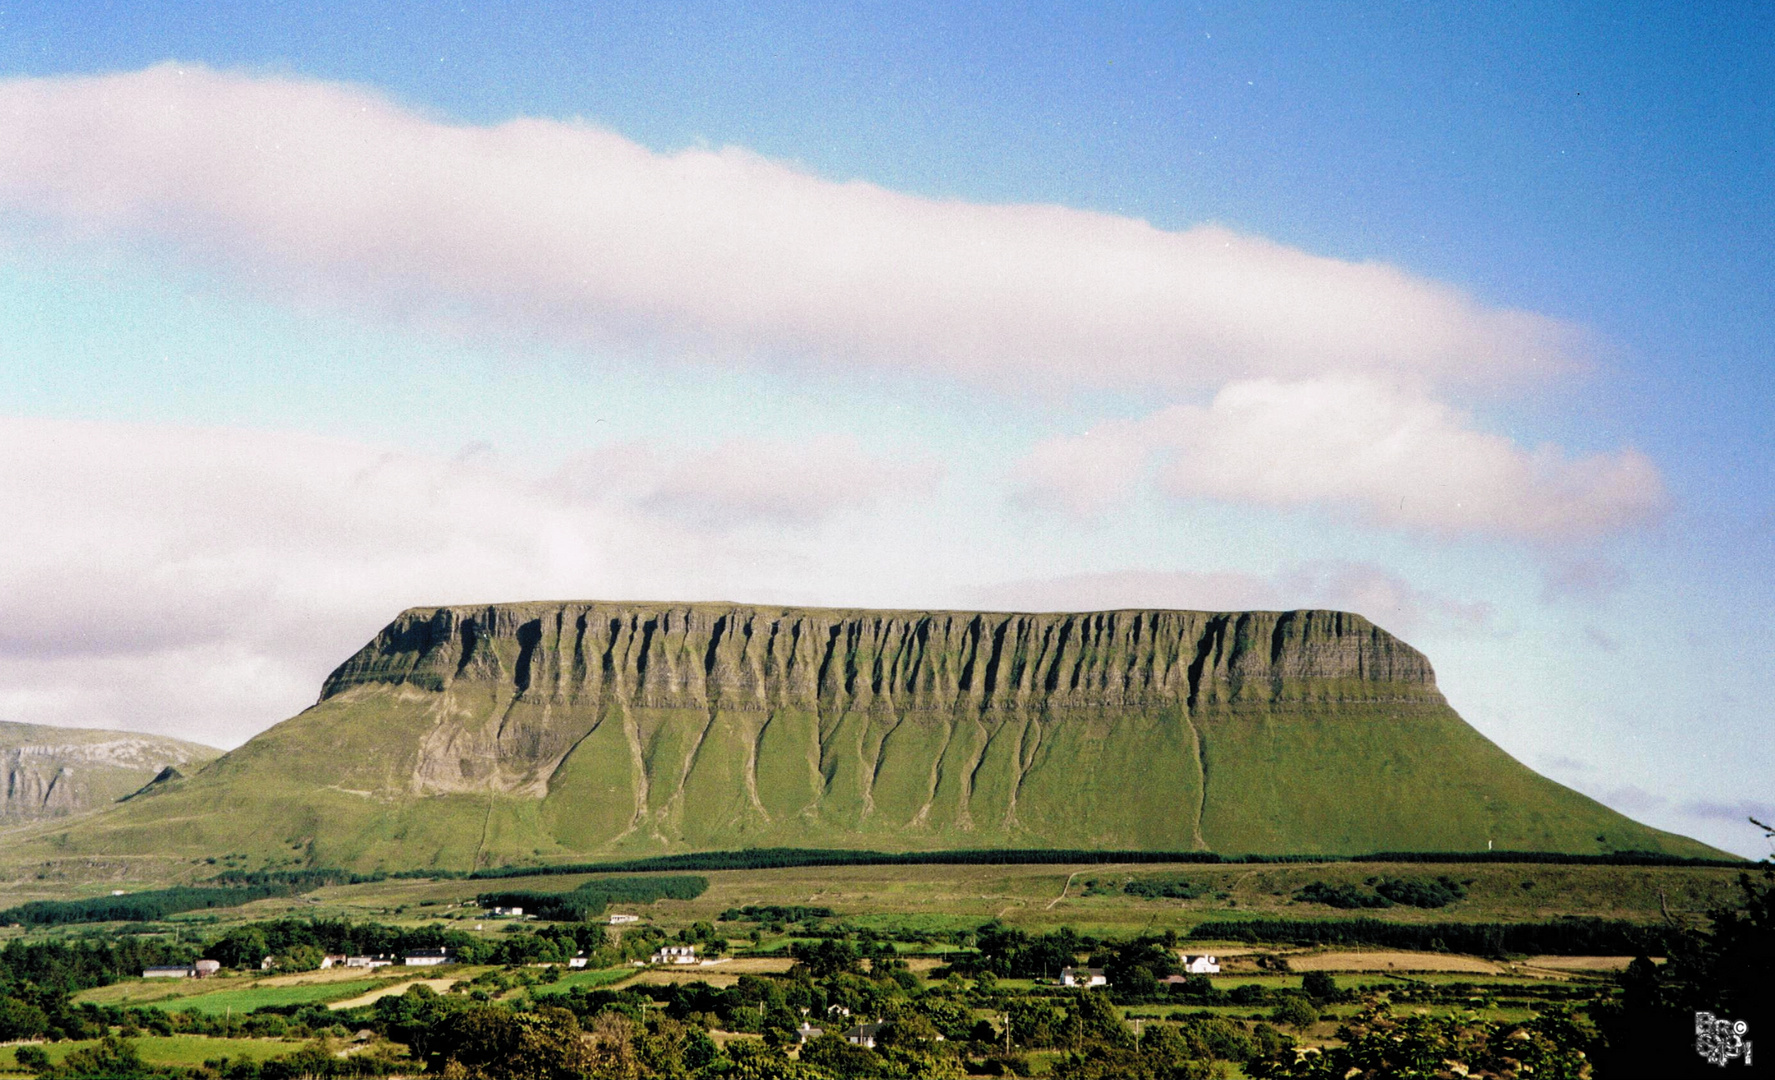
13,857,1739,943
150,979,387,1014
0,1035,296,1074
75,974,394,1013
534,967,636,993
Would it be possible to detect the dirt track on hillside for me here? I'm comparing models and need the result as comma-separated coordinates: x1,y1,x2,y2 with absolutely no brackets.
328,978,457,1009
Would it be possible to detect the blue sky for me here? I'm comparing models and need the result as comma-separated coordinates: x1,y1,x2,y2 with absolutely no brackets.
0,2,1769,856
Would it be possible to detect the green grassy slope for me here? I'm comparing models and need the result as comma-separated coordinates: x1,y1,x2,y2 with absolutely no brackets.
2,602,1722,870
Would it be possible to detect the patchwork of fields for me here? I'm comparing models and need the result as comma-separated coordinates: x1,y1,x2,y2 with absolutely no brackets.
0,856,1746,1078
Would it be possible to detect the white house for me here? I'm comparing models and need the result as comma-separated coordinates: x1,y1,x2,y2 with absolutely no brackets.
843,1022,886,1048
567,957,588,968
142,965,193,979
608,914,640,925
193,960,221,978
795,1022,825,1044
405,948,451,967
344,955,394,969
1181,955,1220,974
491,906,523,917
650,945,697,965
320,955,346,969
1060,966,1107,987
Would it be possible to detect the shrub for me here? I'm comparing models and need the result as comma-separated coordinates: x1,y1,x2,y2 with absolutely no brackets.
1269,994,1319,1032
13,1045,49,1073
1300,971,1338,1002
0,995,49,1040
1293,882,1391,909
1374,875,1467,908
1122,877,1207,901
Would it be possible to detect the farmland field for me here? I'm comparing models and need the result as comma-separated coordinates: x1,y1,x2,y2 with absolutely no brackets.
0,1035,299,1075
72,966,451,1013
307,858,1744,932
2,855,1748,1078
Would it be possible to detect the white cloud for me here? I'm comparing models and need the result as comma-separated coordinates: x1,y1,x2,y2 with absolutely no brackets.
0,64,1585,393
0,417,644,745
552,435,940,529
968,560,1492,639
1017,378,1666,542
0,417,953,746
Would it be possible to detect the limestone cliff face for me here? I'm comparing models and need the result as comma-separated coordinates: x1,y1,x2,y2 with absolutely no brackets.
322,602,1441,713
0,722,220,824
307,603,1445,852
20,602,1720,864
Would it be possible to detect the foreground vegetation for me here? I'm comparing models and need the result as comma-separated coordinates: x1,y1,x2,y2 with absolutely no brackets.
0,850,1765,1079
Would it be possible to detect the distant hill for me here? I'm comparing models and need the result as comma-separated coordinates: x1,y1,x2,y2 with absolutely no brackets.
0,721,219,825
7,602,1724,870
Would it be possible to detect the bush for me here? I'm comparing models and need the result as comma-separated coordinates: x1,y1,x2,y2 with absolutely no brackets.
1269,994,1319,1032
1121,877,1207,901
1374,875,1467,908
1300,971,1338,1002
0,995,49,1040
1293,882,1391,909
13,1045,49,1073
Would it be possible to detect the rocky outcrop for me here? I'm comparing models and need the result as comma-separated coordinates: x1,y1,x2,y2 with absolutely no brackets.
322,602,1442,712
1,723,219,824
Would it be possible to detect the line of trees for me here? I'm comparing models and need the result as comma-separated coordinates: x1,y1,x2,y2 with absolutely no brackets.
0,887,292,927
1191,916,1678,956
719,904,837,923
467,845,1748,878
1291,875,1467,910
201,916,640,970
473,874,708,920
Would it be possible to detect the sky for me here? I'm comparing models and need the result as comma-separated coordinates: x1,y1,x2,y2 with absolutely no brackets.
0,2,1769,856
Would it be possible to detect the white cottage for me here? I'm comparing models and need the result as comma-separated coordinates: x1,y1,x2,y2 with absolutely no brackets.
650,945,697,965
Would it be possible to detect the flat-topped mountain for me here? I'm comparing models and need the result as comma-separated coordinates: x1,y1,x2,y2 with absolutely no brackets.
13,602,1720,869
0,721,219,825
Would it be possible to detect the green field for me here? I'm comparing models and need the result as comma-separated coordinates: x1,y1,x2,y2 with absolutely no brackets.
74,971,412,1013
3,857,1745,944
540,966,638,992
310,858,1744,933
146,978,386,1014
0,1036,297,1075
0,850,1742,1080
